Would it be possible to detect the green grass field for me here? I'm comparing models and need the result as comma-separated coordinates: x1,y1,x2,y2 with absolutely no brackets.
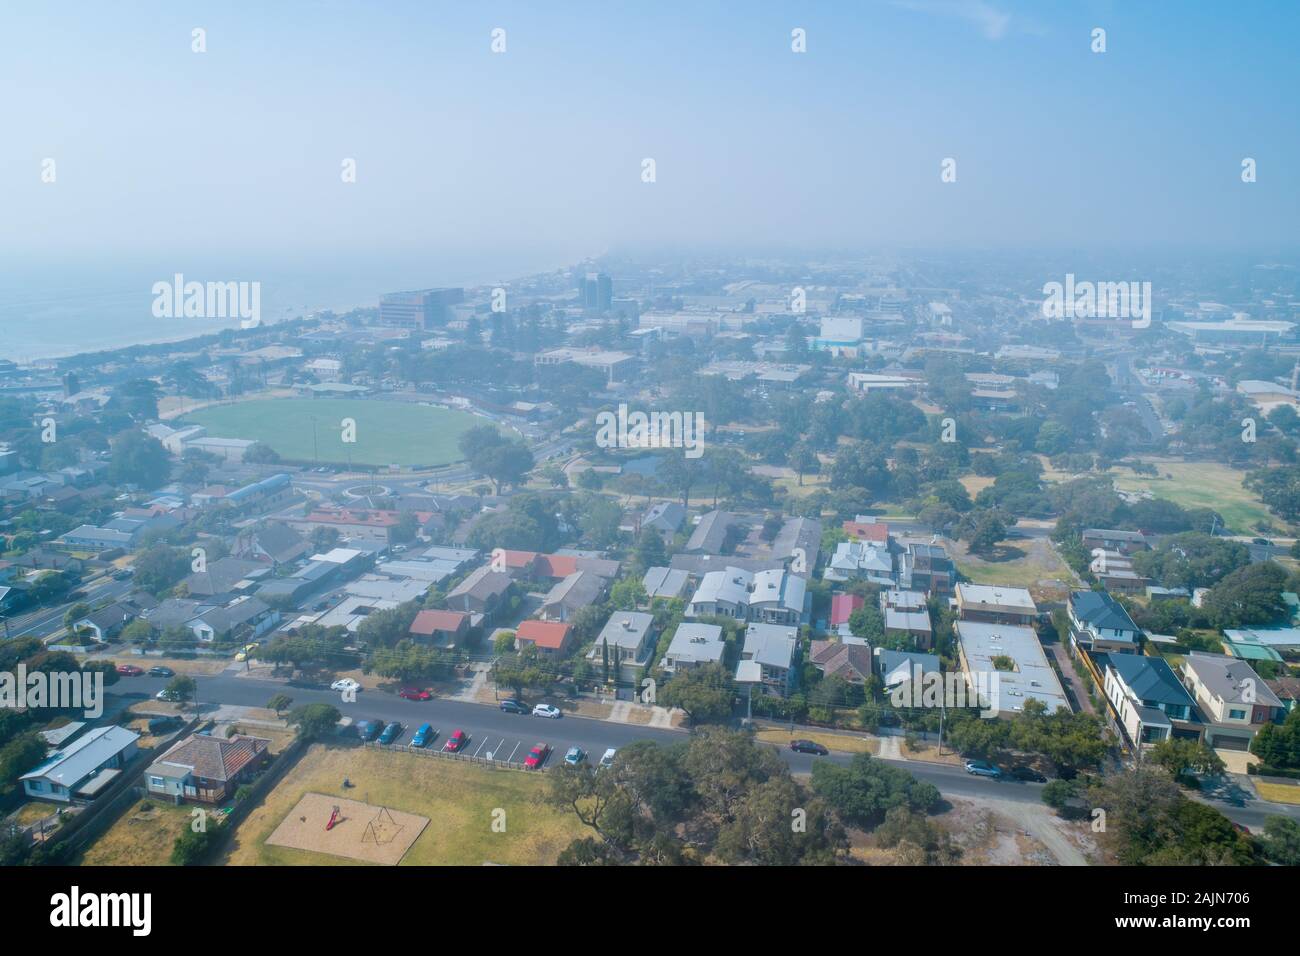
222,745,587,866
181,398,490,468
1109,460,1275,534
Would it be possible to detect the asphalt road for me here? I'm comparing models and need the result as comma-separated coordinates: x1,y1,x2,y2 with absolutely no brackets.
109,670,1300,830
2,575,136,641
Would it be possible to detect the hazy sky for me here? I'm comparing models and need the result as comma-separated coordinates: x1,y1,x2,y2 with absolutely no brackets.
2,0,1297,263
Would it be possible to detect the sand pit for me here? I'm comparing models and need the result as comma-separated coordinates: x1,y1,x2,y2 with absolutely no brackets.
265,793,428,865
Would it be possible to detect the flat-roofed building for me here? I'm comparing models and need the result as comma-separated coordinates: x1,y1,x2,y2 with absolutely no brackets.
955,620,1070,717
954,583,1037,626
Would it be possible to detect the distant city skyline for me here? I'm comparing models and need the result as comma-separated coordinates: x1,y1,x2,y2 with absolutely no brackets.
2,0,1298,264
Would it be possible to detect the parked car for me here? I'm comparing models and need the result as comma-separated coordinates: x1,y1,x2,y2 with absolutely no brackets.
155,689,181,702
1007,765,1047,783
148,666,174,678
564,747,586,766
147,716,182,734
234,644,258,662
355,719,383,742
790,739,829,756
964,760,1003,778
378,721,403,745
499,698,527,714
598,748,617,769
524,743,551,769
443,729,468,753
398,687,432,701
112,568,134,580
1252,537,1274,547
411,722,435,747
116,664,144,676
330,678,361,694
532,703,561,719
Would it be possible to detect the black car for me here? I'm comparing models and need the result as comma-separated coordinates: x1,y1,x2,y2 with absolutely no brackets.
499,698,527,715
1007,765,1048,783
148,666,175,678
790,739,830,756
1252,537,1274,547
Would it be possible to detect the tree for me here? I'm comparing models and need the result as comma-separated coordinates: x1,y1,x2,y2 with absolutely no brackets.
266,694,294,714
164,674,197,704
63,603,91,629
810,753,941,828
493,630,516,655
171,826,219,865
458,425,534,494
133,544,192,596
1260,816,1300,866
1148,737,1226,783
1201,561,1288,629
107,430,171,488
658,663,734,725
243,442,281,464
0,732,47,791
288,703,341,739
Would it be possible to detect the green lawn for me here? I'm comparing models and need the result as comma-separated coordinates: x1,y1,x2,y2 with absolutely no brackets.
222,745,586,866
1110,461,1275,534
181,398,493,468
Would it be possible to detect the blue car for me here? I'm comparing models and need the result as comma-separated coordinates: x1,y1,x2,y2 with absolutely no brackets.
411,722,436,748
964,760,1003,779
355,720,383,742
378,721,403,745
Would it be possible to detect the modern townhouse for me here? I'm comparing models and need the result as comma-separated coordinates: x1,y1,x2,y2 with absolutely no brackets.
1102,653,1202,748
661,622,726,674
735,622,800,697
1067,589,1141,654
1180,653,1285,751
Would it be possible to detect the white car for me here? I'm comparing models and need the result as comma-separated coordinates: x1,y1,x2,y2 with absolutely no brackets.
532,703,561,719
598,748,617,769
330,678,361,694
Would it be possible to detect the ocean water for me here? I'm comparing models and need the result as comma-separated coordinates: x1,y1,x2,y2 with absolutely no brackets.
0,249,579,363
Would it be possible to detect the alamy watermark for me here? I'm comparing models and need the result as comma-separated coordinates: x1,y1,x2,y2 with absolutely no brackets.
594,403,705,459
151,273,261,328
1,664,104,719
1041,273,1151,328
889,665,1001,719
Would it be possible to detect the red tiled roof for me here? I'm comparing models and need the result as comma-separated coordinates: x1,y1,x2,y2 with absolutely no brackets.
538,554,578,577
843,521,889,542
500,550,541,570
830,593,865,627
410,609,469,636
515,619,573,650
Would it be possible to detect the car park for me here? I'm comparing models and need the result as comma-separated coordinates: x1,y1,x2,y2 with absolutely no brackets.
443,729,468,753
398,687,432,701
499,699,527,714
524,743,551,769
116,664,144,676
532,703,561,719
411,723,436,747
964,760,1003,778
378,721,403,745
564,746,586,766
790,739,829,756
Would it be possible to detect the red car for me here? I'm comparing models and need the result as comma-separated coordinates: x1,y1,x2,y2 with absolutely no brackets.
398,687,432,701
116,664,145,676
442,729,468,753
524,743,550,769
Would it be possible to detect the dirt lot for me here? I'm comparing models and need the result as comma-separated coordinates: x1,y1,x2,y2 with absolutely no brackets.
266,793,428,865
79,799,195,866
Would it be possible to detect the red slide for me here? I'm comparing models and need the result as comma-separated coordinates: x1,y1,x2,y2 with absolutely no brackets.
326,806,341,831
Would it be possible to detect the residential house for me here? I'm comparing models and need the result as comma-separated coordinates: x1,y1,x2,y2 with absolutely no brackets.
1180,653,1285,751
808,640,874,685
234,523,309,567
954,583,1038,626
1102,653,1202,748
640,501,686,538
876,648,942,692
735,622,800,697
955,620,1071,717
684,510,739,554
643,566,690,601
902,542,955,594
409,609,470,647
180,557,268,599
189,596,279,644
514,619,575,656
661,623,726,673
588,612,656,685
146,732,271,804
824,540,895,584
772,516,821,577
880,589,933,650
1081,528,1148,555
21,725,141,804
71,602,139,642
539,570,607,622
1067,590,1141,654
829,592,864,640
444,565,514,622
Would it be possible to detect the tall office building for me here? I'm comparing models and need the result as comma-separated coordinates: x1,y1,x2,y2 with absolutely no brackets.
378,288,465,329
578,273,613,313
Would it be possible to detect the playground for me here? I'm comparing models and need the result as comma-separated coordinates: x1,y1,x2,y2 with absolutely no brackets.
265,792,428,865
